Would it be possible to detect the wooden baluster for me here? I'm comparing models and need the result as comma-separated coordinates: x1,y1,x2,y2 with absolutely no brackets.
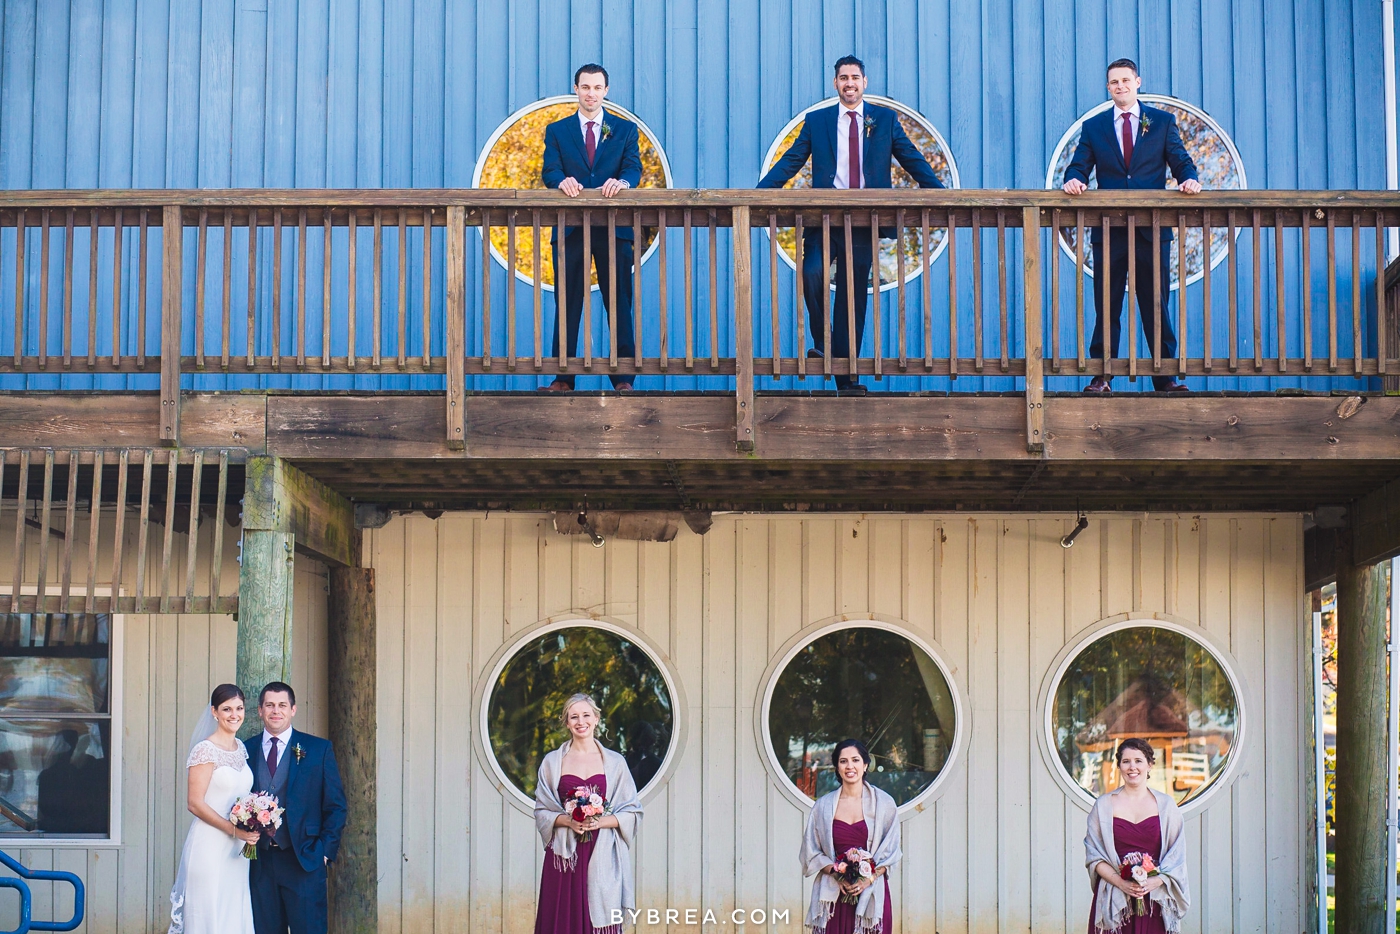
347,208,357,369
371,208,382,369
84,450,103,613
947,209,958,378
769,212,781,377
822,212,832,377
397,209,407,369
322,210,332,368
1352,211,1362,375
1178,212,1188,377
87,210,99,368
1152,209,1162,373
134,449,153,612
582,209,592,371
1050,209,1061,373
1227,209,1238,371
795,213,805,377
12,209,23,368
844,212,857,382
658,209,669,373
272,208,283,369
422,208,433,368
482,209,493,369
1076,210,1085,372
997,209,1008,372
210,450,228,605
1275,212,1286,373
110,450,128,609
733,204,754,450
111,209,123,369
536,209,546,370
184,450,204,608
297,208,308,368
609,208,619,371
1202,210,1212,373
63,207,74,368
159,451,179,612
37,211,53,370
137,209,149,369
1127,214,1137,381
709,210,719,370
632,208,643,373
34,451,54,609
507,209,518,367
1101,214,1111,378
1302,208,1313,371
1023,206,1044,453
59,450,80,607
195,208,208,368
1378,211,1388,376
871,211,882,378
1251,208,1262,371
921,209,933,371
684,209,694,370
973,209,984,372
445,205,466,449
1327,209,1338,372
557,208,568,373
161,206,183,444
247,208,257,368
222,210,232,368
896,208,906,371
7,451,29,613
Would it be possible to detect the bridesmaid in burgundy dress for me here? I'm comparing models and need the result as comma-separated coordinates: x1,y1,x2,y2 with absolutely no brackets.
533,693,642,934
1085,739,1190,933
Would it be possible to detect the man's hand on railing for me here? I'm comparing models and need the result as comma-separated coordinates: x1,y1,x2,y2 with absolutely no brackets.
1062,178,1088,195
599,178,630,197
1179,179,1202,194
558,177,584,197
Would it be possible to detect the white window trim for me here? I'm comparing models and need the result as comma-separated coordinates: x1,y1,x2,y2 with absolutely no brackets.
473,615,687,814
0,591,122,846
754,615,970,816
1035,613,1251,818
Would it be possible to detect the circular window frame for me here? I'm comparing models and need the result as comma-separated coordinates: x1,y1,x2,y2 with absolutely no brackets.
754,615,970,815
473,615,687,813
471,95,676,292
758,95,962,293
1035,613,1251,817
1044,94,1247,290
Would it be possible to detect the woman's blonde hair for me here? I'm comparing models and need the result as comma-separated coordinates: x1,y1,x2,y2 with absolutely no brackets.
559,692,604,730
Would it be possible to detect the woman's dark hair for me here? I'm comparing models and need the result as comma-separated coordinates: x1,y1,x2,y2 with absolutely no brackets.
1115,737,1156,765
832,738,871,767
210,683,245,708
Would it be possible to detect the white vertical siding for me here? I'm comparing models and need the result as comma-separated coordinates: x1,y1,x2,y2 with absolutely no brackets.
367,512,1309,934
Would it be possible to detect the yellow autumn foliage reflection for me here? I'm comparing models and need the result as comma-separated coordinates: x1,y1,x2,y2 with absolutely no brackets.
477,101,670,288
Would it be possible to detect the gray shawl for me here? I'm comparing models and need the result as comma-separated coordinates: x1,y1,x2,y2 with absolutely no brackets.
800,782,902,934
1084,787,1190,932
534,741,642,934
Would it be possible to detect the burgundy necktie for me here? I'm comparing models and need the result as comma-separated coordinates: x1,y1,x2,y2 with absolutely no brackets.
267,736,279,778
585,120,597,168
1121,113,1134,169
848,111,862,189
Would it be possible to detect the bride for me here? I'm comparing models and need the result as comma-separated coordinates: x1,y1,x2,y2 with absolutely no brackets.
169,684,261,934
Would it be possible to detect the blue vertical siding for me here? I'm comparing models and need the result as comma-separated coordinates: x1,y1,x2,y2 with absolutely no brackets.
0,0,1391,392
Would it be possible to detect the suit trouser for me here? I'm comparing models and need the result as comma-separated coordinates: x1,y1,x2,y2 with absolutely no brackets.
550,228,635,388
250,845,328,934
801,229,873,389
1088,231,1180,390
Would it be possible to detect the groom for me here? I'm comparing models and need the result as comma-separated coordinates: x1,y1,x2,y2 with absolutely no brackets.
245,682,347,934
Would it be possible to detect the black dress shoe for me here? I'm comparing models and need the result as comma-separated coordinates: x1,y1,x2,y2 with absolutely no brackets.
1157,380,1189,393
1083,376,1112,394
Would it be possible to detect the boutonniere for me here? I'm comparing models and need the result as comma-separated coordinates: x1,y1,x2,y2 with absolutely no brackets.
599,121,612,142
292,743,305,763
1139,115,1152,134
863,114,876,138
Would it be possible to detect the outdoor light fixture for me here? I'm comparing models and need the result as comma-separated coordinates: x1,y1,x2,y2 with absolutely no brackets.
1061,512,1089,549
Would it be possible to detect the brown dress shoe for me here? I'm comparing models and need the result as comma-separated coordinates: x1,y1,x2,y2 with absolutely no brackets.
538,379,572,392
1083,376,1112,394
613,382,634,392
1158,380,1189,393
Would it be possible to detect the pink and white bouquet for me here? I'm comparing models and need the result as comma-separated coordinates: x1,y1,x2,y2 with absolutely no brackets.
565,783,610,843
230,792,284,859
1118,851,1160,916
832,847,875,905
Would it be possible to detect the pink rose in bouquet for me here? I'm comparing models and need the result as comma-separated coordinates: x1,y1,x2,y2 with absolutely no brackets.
565,784,611,843
834,847,875,905
230,792,285,859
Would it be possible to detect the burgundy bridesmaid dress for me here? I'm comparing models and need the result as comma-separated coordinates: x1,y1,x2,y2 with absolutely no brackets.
820,818,893,934
1087,815,1168,934
535,773,608,934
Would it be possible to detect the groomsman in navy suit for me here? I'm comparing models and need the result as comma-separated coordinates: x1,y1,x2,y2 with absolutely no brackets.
245,682,347,934
540,63,643,391
758,55,943,393
1063,58,1200,393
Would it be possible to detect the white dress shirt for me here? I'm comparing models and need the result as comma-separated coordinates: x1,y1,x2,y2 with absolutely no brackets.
833,103,867,190
1113,102,1141,159
262,727,292,768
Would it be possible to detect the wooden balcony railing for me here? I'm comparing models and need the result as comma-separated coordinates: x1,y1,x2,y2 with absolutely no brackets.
0,190,1395,452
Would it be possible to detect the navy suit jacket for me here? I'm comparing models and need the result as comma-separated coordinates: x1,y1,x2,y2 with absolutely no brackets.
756,102,943,191
540,112,644,242
245,729,348,873
1063,104,1198,243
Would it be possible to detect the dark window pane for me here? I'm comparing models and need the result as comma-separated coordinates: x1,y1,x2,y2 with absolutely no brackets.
1051,626,1239,805
487,627,674,797
0,718,111,835
767,627,957,807
0,614,111,714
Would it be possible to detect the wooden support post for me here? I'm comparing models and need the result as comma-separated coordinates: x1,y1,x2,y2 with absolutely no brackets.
1022,206,1045,453
1334,536,1390,934
328,563,377,934
445,205,466,450
160,206,184,445
732,205,754,452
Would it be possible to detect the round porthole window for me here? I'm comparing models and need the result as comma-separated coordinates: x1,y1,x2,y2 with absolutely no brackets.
484,623,676,800
763,622,962,809
1047,622,1242,807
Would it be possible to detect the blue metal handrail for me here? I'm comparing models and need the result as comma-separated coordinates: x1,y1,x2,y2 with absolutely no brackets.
0,849,84,934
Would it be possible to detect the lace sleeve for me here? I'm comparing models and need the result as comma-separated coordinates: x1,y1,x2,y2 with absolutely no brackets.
186,740,220,768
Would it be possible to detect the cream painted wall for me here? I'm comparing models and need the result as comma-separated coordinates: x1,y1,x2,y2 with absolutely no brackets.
366,512,1310,934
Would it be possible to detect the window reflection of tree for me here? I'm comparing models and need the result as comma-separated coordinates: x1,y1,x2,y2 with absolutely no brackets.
487,627,673,796
1053,627,1238,804
768,628,956,806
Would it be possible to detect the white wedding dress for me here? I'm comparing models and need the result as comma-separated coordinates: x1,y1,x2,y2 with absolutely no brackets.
168,740,255,934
